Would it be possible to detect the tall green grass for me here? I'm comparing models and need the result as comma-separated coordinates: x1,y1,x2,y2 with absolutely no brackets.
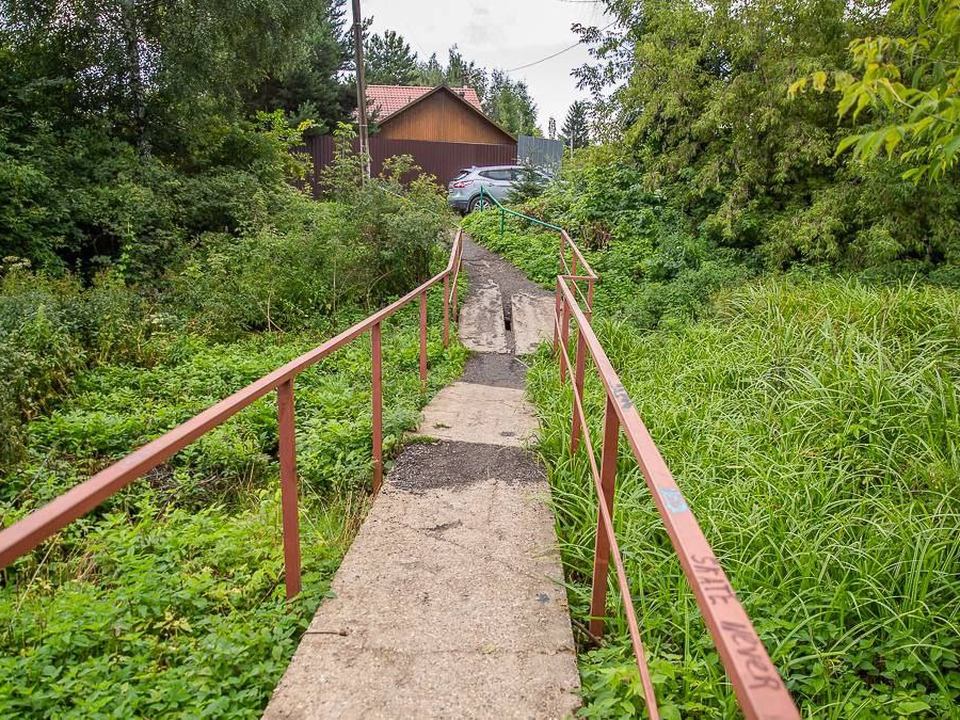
466,214,960,717
528,279,960,717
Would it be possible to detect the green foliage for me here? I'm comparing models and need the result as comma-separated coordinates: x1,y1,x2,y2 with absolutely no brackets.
793,0,960,183
506,162,549,204
1,491,351,717
0,266,167,468
484,70,539,137
561,100,590,150
416,45,488,100
366,30,421,86
0,3,466,715
246,0,354,135
525,279,960,717
0,1,353,276
0,279,467,717
463,149,753,329
577,0,960,271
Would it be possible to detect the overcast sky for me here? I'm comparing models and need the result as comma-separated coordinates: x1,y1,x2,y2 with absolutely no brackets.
361,0,611,134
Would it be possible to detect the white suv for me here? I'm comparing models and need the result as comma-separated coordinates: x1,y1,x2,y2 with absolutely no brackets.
446,165,524,213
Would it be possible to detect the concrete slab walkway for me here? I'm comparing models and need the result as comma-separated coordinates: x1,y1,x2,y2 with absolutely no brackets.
264,236,579,719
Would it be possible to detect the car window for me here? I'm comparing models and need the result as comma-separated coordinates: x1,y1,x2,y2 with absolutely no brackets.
479,169,511,181
508,169,522,181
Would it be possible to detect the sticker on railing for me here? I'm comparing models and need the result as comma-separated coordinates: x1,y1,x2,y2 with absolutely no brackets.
612,383,633,410
657,485,689,513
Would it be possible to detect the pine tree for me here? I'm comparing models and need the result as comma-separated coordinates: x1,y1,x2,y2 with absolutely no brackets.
507,161,548,203
548,117,557,140
365,30,420,85
483,70,539,136
561,101,590,150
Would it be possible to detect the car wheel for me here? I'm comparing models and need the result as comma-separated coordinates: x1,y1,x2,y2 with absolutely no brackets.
468,195,486,213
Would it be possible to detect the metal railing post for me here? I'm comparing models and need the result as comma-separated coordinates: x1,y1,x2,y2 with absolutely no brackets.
570,329,587,452
277,379,302,600
443,274,450,348
553,279,562,351
587,278,595,317
452,256,460,322
500,207,505,236
419,290,428,391
589,395,620,636
372,323,383,494
560,284,571,384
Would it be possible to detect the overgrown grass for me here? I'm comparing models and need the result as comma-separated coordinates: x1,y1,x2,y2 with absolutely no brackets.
0,290,467,716
467,215,960,717
462,206,752,329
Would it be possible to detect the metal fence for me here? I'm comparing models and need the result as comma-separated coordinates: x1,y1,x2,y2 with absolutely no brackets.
518,135,564,173
301,136,517,195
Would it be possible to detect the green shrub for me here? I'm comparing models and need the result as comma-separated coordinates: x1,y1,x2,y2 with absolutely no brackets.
0,289,467,716
462,207,751,329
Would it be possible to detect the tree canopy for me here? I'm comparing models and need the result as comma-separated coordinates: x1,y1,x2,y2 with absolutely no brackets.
365,29,420,85
0,0,353,274
573,0,960,271
792,0,960,183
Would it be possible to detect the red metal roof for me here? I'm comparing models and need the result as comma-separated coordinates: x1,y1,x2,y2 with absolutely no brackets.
367,85,483,118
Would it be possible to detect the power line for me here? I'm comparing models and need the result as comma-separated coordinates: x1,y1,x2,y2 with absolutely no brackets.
504,19,617,74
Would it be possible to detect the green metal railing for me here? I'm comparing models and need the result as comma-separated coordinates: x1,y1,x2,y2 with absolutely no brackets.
477,185,564,235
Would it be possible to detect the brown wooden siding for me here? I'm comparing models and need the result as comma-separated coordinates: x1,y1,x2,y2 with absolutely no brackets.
377,91,514,145
301,136,517,195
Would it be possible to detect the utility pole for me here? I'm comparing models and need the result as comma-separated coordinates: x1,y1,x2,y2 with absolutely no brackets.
351,0,371,181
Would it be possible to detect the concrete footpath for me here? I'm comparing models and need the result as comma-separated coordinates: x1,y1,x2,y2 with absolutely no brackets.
264,237,580,719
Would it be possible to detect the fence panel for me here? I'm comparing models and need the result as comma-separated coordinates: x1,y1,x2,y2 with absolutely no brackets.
300,136,517,196
518,135,564,173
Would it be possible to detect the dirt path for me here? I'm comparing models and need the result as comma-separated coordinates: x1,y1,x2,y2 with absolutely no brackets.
263,236,580,719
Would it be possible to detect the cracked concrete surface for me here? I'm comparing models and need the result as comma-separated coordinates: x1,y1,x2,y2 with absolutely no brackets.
458,237,554,358
419,381,538,447
459,285,508,353
263,234,576,719
512,292,556,355
264,475,579,719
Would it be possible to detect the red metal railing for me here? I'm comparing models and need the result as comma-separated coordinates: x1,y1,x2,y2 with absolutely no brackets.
0,230,465,601
554,233,799,719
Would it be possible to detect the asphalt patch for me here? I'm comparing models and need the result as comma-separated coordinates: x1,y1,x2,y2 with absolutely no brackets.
388,440,544,492
460,353,528,389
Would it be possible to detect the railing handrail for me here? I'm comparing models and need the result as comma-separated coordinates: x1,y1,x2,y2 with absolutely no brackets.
480,196,798,718
0,229,465,598
476,185,597,282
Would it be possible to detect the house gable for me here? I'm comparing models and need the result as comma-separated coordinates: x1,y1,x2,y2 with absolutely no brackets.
375,86,515,145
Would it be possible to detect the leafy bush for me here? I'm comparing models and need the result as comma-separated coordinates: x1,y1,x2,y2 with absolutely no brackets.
0,492,351,718
0,266,175,468
462,204,751,329
0,292,467,716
